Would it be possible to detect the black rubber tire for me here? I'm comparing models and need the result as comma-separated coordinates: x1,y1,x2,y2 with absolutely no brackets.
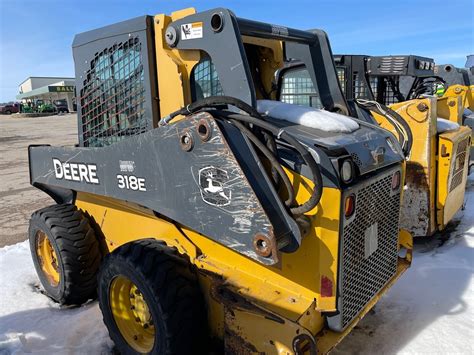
29,204,101,305
5,110,11,115
98,239,207,355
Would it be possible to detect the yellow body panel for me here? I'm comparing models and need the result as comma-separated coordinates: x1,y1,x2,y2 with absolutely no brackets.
443,84,472,110
441,84,474,153
241,36,284,99
153,9,201,118
437,95,463,124
436,127,471,229
471,85,474,110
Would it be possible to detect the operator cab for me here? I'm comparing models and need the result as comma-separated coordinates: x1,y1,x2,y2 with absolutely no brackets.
181,23,405,186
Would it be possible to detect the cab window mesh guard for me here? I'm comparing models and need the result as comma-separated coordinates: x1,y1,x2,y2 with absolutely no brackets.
382,77,400,105
280,68,322,108
337,67,346,93
79,37,147,147
191,58,224,100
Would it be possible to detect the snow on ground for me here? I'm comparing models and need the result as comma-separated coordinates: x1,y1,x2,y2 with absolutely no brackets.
0,242,113,354
0,176,473,354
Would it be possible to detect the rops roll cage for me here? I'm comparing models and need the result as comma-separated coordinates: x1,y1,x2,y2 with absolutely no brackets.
165,8,348,113
333,54,439,103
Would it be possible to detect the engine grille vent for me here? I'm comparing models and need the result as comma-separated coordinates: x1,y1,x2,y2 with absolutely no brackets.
351,153,362,167
328,170,401,331
378,56,408,75
449,137,469,192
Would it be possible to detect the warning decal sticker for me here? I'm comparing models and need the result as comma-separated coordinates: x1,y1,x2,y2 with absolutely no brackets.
181,22,203,40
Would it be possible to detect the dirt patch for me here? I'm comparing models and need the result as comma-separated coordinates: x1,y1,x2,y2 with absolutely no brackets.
0,113,77,247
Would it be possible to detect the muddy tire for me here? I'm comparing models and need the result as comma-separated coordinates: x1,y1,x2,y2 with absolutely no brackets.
98,239,206,354
29,204,101,305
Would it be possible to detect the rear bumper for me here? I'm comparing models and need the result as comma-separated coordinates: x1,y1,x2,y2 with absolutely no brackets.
316,229,412,354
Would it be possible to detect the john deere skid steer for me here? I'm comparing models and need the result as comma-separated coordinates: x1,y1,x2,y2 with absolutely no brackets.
28,8,412,354
279,54,471,237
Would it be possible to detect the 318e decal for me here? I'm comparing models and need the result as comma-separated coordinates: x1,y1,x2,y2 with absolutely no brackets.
117,174,146,191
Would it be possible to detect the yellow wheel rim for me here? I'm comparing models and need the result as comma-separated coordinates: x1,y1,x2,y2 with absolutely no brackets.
110,275,155,353
35,230,60,287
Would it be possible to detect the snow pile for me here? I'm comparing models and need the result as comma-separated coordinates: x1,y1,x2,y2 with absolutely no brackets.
0,241,113,353
257,100,360,133
463,108,474,119
0,178,473,353
437,117,460,133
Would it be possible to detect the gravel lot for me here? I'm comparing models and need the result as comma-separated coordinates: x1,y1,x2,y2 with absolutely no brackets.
0,114,77,247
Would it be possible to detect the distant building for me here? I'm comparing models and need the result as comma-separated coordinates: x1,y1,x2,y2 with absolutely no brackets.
16,77,76,112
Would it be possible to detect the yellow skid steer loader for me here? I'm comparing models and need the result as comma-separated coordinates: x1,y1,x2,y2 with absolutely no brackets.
28,8,412,354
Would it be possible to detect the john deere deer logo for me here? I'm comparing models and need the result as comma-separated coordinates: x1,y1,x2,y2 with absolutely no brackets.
198,166,231,207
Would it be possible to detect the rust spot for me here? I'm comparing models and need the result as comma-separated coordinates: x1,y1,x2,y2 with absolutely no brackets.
252,231,279,263
179,129,194,151
321,275,333,297
224,321,261,354
196,118,212,142
405,162,429,188
211,282,285,324
293,334,317,355
253,233,273,257
417,102,428,112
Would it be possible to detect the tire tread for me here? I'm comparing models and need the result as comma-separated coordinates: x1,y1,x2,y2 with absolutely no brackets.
29,204,101,304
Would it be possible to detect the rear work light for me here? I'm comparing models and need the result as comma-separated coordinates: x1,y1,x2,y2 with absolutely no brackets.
391,171,401,190
340,159,354,183
344,194,356,218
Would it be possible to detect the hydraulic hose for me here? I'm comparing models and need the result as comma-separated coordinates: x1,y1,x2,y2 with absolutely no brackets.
227,118,295,207
356,99,413,158
218,111,323,215
160,96,261,125
162,96,323,215
409,76,445,99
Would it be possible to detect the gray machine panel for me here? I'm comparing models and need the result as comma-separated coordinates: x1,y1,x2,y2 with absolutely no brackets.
29,112,301,265
368,55,435,77
264,116,404,176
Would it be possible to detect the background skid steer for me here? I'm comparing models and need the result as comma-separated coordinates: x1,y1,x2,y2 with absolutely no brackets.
28,8,412,354
435,62,474,168
279,54,471,237
435,63,474,115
